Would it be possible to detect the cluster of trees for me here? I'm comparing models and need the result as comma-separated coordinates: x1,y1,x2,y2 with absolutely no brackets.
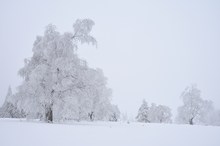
0,19,219,126
0,19,120,123
136,85,220,126
176,85,220,126
136,100,172,123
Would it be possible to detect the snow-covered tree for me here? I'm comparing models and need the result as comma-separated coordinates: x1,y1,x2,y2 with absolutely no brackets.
108,105,120,122
5,86,12,102
12,19,114,122
72,19,97,46
148,103,172,123
154,105,172,123
147,103,157,122
136,100,172,123
176,85,212,125
0,86,25,118
136,100,150,123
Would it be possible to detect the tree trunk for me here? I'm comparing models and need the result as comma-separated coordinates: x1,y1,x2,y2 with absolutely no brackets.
88,112,94,121
46,89,54,123
189,117,194,125
113,113,117,122
46,106,53,123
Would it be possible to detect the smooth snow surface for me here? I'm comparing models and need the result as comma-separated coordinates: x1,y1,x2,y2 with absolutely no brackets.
0,119,220,146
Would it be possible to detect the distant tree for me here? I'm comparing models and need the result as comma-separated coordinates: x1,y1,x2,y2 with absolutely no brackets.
136,100,150,123
176,85,213,125
0,86,25,118
5,86,12,102
155,105,172,123
148,103,172,123
136,100,172,123
108,105,120,122
148,103,157,123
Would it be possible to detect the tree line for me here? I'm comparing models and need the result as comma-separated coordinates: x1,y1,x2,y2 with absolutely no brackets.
0,19,219,126
136,85,220,126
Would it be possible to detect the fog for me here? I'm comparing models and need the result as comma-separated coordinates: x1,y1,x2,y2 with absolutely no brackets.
0,0,220,117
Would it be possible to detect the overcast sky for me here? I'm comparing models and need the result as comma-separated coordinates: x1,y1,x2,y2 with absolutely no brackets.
0,0,220,118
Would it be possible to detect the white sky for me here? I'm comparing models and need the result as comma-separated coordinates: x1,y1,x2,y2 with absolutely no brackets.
0,0,220,118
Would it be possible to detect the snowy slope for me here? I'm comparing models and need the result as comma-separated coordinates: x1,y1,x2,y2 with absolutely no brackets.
0,119,219,146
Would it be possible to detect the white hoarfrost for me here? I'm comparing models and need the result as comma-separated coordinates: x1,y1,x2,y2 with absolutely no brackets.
1,19,118,122
0,86,25,118
176,84,219,126
136,100,172,123
136,100,150,123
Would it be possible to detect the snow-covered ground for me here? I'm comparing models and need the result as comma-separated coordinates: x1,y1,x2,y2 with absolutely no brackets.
0,119,220,146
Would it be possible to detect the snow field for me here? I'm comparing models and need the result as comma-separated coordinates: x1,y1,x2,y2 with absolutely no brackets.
0,119,220,146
